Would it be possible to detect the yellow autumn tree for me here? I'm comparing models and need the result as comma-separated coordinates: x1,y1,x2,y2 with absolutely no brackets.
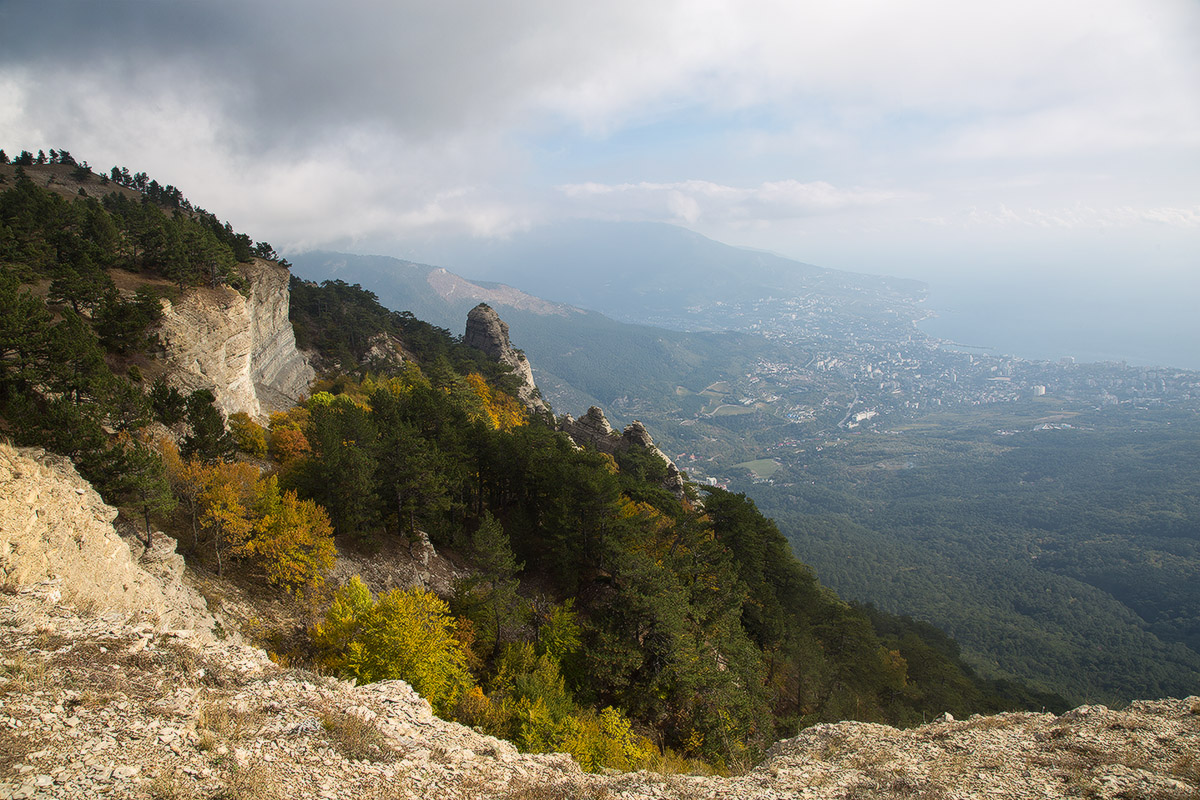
161,438,216,550
163,439,334,592
311,577,475,716
227,412,269,457
462,373,527,431
247,475,336,596
558,706,657,773
199,463,257,576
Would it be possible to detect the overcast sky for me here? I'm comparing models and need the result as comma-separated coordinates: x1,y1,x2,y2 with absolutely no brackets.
1,0,1197,286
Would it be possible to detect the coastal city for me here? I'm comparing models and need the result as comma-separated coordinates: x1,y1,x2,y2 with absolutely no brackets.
606,288,1200,486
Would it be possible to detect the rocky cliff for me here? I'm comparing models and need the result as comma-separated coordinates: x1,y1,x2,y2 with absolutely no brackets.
0,443,214,638
560,406,687,499
1,444,1198,799
2,575,1197,799
463,303,547,414
156,259,314,422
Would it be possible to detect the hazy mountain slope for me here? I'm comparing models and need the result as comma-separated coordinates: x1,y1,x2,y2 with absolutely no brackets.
290,243,1200,709
289,251,777,421
401,220,925,330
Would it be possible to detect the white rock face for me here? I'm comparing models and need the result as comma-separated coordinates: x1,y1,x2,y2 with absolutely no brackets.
0,443,214,635
157,259,314,422
243,260,316,414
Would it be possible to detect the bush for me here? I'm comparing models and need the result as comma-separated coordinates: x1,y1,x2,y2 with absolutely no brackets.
228,412,268,457
312,577,475,716
559,707,657,773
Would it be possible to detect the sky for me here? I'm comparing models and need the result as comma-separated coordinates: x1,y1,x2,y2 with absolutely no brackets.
1,0,1198,293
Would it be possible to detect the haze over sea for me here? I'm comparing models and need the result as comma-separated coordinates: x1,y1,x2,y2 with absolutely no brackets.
917,273,1200,372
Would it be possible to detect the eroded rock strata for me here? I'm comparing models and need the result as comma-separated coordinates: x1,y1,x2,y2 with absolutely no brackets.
156,259,314,422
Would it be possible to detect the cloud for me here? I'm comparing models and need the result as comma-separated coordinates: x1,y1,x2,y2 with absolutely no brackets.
960,204,1200,229
6,0,1196,148
558,179,906,226
0,0,1196,257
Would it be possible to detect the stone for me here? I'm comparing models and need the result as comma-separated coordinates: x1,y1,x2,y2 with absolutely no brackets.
463,303,547,413
0,445,215,637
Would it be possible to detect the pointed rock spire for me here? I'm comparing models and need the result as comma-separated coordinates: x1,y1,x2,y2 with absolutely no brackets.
464,303,547,413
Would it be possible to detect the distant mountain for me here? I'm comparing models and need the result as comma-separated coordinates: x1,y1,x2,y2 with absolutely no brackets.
288,251,777,421
397,220,925,331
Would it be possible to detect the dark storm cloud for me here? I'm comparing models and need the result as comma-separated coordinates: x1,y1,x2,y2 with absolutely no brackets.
0,0,664,151
1,0,1194,257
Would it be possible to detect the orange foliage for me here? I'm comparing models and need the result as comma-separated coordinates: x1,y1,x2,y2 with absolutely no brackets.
161,439,335,592
463,373,527,431
270,426,311,465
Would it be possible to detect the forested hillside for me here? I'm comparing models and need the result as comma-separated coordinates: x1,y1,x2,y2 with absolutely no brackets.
0,156,276,513
0,152,1064,773
737,413,1200,704
278,278,1066,768
288,250,782,423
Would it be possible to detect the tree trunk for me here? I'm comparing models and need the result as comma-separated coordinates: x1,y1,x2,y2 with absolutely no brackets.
142,502,153,549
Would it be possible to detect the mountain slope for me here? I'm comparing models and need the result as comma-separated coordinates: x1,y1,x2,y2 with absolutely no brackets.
289,251,778,422
3,442,1197,799
400,220,925,331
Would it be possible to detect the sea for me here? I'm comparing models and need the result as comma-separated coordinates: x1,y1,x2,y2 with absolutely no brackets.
916,274,1200,372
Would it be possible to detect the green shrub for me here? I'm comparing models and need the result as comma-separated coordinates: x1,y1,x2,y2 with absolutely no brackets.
312,577,474,716
228,412,268,457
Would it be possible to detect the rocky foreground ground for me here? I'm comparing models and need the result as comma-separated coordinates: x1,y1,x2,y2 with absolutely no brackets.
2,445,1198,799
1,580,1197,800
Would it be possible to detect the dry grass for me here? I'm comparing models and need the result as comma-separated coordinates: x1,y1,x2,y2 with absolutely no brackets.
0,652,49,694
0,728,50,777
320,707,398,763
1173,752,1200,786
957,713,1030,732
927,752,972,788
75,688,122,710
492,778,607,800
210,762,283,800
1104,712,1151,731
844,772,950,800
146,771,200,800
198,697,265,740
343,777,417,800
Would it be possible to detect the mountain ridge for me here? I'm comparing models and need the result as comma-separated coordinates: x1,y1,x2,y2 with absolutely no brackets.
3,442,1198,800
2,153,1196,791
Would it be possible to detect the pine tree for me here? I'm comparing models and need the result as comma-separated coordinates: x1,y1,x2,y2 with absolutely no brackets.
455,512,525,657
181,389,236,462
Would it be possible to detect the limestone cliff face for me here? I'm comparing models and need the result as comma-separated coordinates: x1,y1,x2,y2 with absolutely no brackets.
464,303,547,413
0,443,214,635
559,406,687,499
157,259,314,422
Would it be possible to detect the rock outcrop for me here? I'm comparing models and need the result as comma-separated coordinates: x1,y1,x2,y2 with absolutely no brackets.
1,441,1198,799
463,303,546,413
2,570,1197,800
156,259,314,422
560,407,687,499
0,443,214,636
